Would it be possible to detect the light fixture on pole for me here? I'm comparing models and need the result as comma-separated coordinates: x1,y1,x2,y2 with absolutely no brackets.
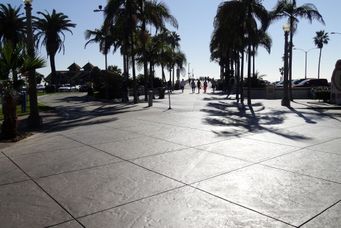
331,32,341,35
24,0,41,127
293,47,317,79
281,23,290,107
93,5,108,71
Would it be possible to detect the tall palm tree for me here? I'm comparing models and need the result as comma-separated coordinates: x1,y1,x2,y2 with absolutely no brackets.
0,4,26,89
85,25,116,71
34,9,76,88
104,0,178,103
211,0,269,104
271,0,324,98
0,4,25,47
140,0,178,100
313,30,329,79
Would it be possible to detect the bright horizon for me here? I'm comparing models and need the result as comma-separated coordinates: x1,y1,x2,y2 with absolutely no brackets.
4,0,341,83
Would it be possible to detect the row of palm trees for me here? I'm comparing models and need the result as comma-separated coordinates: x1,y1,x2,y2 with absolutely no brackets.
85,0,186,103
0,3,75,138
211,0,325,105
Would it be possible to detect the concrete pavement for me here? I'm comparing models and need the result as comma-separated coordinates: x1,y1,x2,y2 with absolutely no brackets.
1,87,341,227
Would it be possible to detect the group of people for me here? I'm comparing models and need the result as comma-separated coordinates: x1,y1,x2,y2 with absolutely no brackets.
188,78,216,94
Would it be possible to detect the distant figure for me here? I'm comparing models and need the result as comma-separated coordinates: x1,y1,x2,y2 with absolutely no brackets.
191,79,196,93
203,80,208,93
211,79,216,93
197,80,201,94
180,79,185,93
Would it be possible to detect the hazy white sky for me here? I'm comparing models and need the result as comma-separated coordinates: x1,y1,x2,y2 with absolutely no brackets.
4,0,341,82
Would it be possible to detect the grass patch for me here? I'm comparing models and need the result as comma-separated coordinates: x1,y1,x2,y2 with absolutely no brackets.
0,97,54,121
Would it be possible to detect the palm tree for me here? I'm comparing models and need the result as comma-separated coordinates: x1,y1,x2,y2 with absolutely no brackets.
85,25,116,71
271,0,324,99
34,9,76,88
0,4,26,89
140,0,178,100
104,0,178,103
0,4,26,47
211,0,269,104
0,42,45,139
314,30,329,79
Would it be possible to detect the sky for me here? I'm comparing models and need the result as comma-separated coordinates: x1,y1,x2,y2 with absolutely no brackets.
3,0,341,83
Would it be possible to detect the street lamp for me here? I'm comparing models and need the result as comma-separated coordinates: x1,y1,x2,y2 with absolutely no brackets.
331,32,341,35
293,47,317,79
282,23,290,107
93,5,103,12
24,0,41,127
93,5,108,71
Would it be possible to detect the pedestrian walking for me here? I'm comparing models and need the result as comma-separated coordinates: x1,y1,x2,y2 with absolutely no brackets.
197,80,201,94
211,78,216,93
203,80,208,93
191,79,196,93
180,79,185,93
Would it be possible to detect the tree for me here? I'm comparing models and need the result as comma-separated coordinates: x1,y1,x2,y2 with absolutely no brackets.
104,0,178,103
211,0,269,104
0,42,45,139
313,30,329,79
34,9,76,88
85,26,116,71
0,4,25,47
0,4,26,89
271,0,324,99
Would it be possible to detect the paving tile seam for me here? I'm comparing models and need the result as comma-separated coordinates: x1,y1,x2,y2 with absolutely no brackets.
300,147,341,157
188,185,297,227
297,200,341,228
45,218,76,228
2,153,86,228
244,134,337,149
58,131,144,147
68,185,188,224
130,117,219,133
259,164,341,185
58,135,192,187
0,178,31,188
4,144,100,159
119,124,253,150
2,135,85,158
194,144,309,173
33,159,125,180
243,136,301,149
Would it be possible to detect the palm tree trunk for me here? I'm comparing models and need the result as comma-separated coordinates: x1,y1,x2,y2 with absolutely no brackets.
317,48,322,79
161,64,165,82
247,44,252,105
50,54,57,88
122,54,129,103
252,45,256,78
236,53,240,103
1,92,17,139
241,51,245,104
172,66,175,89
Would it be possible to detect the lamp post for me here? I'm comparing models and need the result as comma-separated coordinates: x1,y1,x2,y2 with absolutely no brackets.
331,32,341,35
24,0,41,127
293,48,317,79
93,5,108,71
282,23,290,107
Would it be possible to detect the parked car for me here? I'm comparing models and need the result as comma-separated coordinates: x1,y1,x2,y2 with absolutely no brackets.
291,78,305,87
58,84,77,92
294,78,328,87
36,84,45,91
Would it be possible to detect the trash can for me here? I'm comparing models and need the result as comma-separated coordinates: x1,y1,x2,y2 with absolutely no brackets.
148,90,153,107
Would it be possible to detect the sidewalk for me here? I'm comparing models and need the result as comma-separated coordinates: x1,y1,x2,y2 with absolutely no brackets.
1,88,340,227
